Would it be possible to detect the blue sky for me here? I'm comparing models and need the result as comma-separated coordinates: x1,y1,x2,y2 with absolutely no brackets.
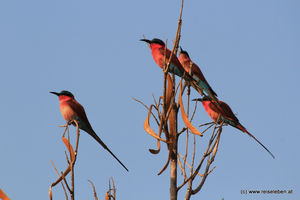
0,0,299,199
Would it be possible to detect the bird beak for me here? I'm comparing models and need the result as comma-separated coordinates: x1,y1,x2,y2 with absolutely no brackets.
50,91,60,96
192,98,203,102
140,39,151,44
180,46,183,53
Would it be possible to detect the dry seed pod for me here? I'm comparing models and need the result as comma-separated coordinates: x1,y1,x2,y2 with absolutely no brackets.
165,74,173,109
144,105,167,142
149,139,161,154
179,81,203,136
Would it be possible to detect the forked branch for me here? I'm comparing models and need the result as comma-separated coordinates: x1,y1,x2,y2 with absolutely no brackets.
49,120,81,200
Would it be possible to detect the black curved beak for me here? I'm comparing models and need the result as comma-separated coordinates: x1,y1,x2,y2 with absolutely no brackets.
192,98,203,102
50,91,60,96
140,39,151,44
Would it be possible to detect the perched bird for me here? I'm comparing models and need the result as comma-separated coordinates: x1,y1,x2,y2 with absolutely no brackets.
140,38,185,78
179,47,217,98
50,90,129,171
193,97,275,159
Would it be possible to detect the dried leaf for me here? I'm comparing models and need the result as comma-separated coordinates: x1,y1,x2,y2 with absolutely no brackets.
144,105,167,143
0,189,10,200
179,81,203,136
62,137,75,160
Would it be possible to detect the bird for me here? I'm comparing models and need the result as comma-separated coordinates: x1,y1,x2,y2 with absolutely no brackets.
50,90,129,171
140,38,185,78
193,97,275,159
179,47,218,98
140,38,210,96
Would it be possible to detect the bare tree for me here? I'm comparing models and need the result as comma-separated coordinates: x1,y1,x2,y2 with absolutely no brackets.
136,1,223,199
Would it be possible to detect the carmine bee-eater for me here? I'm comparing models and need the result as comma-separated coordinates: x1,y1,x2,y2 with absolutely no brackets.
193,97,275,159
140,38,185,78
50,90,129,171
179,47,217,98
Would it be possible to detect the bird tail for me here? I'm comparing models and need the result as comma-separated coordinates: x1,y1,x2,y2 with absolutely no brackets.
236,124,275,159
88,130,129,171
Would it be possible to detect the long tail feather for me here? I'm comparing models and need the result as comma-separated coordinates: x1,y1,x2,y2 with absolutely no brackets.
236,124,275,159
88,131,129,171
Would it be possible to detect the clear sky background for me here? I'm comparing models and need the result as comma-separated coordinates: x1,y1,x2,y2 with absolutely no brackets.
0,0,299,199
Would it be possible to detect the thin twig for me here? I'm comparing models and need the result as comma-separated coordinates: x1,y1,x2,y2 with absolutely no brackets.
198,122,214,127
70,120,80,200
111,177,116,200
178,127,187,135
88,180,98,200
191,126,222,194
50,166,71,188
190,97,198,122
50,160,69,200
132,97,160,125
61,171,71,194
177,123,220,191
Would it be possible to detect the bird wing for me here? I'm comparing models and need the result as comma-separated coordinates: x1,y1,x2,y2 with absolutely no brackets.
67,99,94,133
206,101,239,123
209,101,275,158
219,101,240,122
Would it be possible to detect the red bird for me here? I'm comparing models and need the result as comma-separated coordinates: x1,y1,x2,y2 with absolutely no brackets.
179,47,217,98
193,97,275,159
140,38,185,78
50,90,129,171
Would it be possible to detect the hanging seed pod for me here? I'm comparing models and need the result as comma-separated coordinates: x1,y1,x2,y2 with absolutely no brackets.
144,105,167,143
179,81,203,136
149,139,161,154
